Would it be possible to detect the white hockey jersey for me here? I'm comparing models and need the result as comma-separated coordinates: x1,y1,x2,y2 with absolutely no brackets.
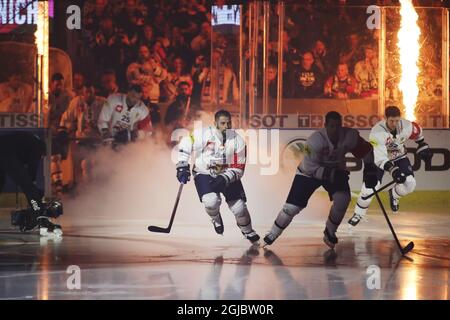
298,127,371,179
97,93,149,136
60,95,106,139
178,126,246,182
369,119,424,169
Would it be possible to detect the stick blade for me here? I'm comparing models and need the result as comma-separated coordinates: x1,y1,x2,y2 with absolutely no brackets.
402,241,414,255
148,225,170,233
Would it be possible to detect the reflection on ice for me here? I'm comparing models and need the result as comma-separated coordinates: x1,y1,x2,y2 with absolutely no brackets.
0,212,449,300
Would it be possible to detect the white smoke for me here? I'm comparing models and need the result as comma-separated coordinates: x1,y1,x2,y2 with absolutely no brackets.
61,112,331,238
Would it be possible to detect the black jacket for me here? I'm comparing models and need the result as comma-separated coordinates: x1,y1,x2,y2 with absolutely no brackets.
0,131,46,181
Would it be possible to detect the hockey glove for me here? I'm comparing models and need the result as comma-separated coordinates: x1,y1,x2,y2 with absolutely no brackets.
390,166,406,184
383,161,406,184
383,161,394,172
114,129,130,144
210,175,229,193
416,141,433,162
176,162,191,184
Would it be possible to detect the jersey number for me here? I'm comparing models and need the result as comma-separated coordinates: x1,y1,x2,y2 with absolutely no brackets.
121,114,131,123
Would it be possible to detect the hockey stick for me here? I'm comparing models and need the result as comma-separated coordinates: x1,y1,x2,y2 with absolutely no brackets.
362,180,396,200
372,188,414,256
148,183,184,233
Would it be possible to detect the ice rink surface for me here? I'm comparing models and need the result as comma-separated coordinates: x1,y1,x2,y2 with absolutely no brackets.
0,210,449,300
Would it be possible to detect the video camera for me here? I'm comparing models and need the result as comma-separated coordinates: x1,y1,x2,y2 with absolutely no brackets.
11,200,63,232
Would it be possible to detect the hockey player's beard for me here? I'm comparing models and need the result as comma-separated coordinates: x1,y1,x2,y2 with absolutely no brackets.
215,126,227,143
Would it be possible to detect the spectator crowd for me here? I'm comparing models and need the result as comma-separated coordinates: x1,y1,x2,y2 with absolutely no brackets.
0,0,446,196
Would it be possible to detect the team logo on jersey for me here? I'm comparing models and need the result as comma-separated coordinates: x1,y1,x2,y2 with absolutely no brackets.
386,137,392,145
115,105,123,112
387,142,399,150
385,137,398,149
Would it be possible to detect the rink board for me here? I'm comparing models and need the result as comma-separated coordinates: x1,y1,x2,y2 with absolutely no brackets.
274,129,450,191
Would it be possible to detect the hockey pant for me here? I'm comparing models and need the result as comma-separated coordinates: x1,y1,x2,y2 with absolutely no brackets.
269,174,351,238
201,193,255,234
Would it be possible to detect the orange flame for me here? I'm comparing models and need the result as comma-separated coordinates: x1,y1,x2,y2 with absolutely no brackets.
34,0,49,116
397,0,421,121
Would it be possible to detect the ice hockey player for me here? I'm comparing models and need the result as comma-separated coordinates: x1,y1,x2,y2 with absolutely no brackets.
264,111,373,249
97,85,152,145
0,131,63,237
59,81,106,183
348,105,433,226
176,109,260,244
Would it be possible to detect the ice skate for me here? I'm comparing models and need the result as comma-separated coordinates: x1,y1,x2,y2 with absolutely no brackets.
263,231,279,247
347,212,367,227
242,230,260,245
211,214,224,235
38,216,63,238
323,227,338,249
